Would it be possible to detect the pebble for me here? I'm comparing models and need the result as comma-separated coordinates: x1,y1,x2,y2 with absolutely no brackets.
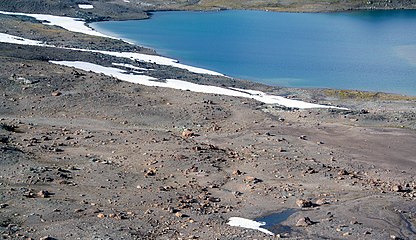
338,169,349,176
296,199,313,208
392,185,403,192
39,237,55,240
244,176,261,184
315,198,328,205
37,190,51,198
296,217,313,227
181,129,194,138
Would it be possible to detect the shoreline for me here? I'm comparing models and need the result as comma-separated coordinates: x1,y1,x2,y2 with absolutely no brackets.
0,2,415,239
1,7,416,97
88,9,416,98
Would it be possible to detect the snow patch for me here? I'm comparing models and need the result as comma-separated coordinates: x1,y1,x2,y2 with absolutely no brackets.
227,217,274,236
0,11,106,37
0,32,45,46
50,61,157,83
78,4,94,9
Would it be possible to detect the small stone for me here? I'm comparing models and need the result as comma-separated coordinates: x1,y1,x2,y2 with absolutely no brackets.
390,235,402,240
296,199,313,208
296,217,313,227
37,190,51,198
145,168,156,176
97,213,105,219
232,169,242,176
338,169,349,176
208,197,221,202
244,176,261,184
51,91,61,96
181,129,194,138
315,198,328,205
392,185,403,192
39,236,55,240
175,212,184,218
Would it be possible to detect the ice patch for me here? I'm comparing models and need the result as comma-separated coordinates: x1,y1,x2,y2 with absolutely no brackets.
227,217,274,236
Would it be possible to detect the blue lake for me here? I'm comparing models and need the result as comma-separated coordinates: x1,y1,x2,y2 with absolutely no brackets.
91,10,416,96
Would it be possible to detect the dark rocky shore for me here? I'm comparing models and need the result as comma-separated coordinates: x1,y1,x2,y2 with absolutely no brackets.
0,1,416,239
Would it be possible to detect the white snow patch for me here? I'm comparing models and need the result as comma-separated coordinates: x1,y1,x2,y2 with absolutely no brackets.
0,11,106,37
0,32,46,46
78,4,94,9
230,87,337,109
50,61,157,83
227,217,274,236
49,61,342,109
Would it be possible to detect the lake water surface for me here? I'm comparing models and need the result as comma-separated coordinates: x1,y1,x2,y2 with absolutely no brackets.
91,10,416,96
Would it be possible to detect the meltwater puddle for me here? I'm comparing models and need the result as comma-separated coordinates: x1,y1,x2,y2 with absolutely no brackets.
255,209,298,234
228,209,297,236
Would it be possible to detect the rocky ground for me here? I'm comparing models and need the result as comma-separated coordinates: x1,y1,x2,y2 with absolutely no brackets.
1,1,416,240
